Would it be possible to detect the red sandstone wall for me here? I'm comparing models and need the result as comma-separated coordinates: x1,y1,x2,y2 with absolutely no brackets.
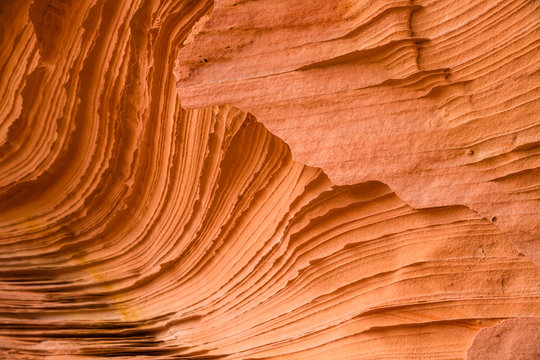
0,1,539,359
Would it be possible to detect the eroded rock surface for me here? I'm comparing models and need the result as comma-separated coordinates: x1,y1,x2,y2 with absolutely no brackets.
467,317,540,360
177,0,540,266
1,0,539,359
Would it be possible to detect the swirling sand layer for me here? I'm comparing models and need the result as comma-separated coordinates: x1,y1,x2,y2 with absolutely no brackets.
0,0,539,359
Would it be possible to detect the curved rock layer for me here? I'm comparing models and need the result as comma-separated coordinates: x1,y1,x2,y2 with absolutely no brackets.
176,0,540,266
0,0,539,359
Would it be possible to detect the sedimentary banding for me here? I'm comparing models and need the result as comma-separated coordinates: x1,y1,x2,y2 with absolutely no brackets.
1,0,539,359
176,0,540,267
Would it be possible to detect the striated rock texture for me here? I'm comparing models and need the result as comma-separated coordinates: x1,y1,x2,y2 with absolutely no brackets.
177,0,540,267
0,0,539,359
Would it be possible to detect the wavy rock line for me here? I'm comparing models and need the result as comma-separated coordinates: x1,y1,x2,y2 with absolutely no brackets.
0,0,539,359
176,0,540,267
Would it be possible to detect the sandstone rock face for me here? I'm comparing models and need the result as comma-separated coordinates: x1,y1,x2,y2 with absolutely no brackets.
467,317,540,360
177,0,540,267
0,1,539,359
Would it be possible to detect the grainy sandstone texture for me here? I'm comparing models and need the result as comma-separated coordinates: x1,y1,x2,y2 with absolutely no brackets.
0,0,539,359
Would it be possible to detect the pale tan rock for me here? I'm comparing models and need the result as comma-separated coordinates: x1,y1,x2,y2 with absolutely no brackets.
467,317,540,360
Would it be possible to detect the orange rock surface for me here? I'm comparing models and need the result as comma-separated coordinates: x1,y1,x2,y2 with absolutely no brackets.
177,0,540,267
1,0,539,359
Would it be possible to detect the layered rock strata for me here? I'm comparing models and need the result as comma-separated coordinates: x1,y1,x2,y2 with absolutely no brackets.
177,0,540,267
0,0,539,359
